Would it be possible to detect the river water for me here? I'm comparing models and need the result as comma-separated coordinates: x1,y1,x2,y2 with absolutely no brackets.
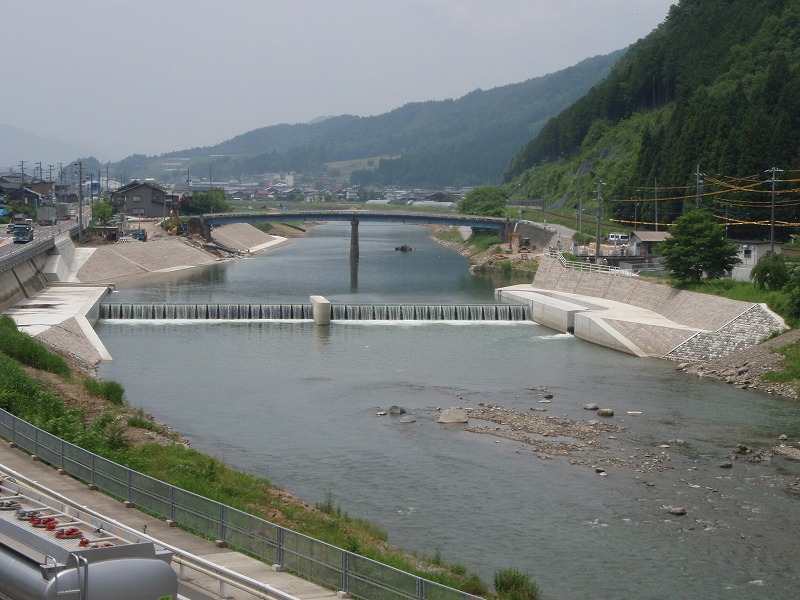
97,222,800,600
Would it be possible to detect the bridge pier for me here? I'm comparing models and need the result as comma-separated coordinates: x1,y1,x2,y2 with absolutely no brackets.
350,218,359,259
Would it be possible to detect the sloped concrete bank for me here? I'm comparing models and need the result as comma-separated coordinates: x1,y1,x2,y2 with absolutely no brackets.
1,224,288,372
498,255,786,363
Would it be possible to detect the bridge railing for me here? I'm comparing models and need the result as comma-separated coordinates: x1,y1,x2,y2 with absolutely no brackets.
0,408,481,600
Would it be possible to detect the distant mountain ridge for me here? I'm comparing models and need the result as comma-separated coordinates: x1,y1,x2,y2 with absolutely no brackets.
143,50,624,187
0,124,95,173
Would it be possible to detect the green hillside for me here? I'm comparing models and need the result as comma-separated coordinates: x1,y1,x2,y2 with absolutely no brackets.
120,51,622,187
505,0,800,240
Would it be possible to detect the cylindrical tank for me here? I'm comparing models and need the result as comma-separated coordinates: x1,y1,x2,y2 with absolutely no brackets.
0,545,178,600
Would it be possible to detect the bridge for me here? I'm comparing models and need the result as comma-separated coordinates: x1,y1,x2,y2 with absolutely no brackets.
201,210,509,257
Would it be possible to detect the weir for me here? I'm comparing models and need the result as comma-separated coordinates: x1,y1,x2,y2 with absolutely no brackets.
99,303,531,321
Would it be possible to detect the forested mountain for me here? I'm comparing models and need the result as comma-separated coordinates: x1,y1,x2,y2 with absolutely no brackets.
505,0,800,240
142,51,622,187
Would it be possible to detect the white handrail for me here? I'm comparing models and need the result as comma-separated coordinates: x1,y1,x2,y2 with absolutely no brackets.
547,247,636,277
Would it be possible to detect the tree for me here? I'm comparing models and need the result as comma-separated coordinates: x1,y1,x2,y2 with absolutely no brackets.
457,185,508,218
751,252,791,291
656,208,740,282
185,189,230,214
91,201,115,227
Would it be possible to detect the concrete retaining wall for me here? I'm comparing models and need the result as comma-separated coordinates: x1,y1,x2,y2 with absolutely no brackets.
573,312,648,357
0,256,49,313
513,221,556,253
42,235,76,283
0,236,78,313
532,257,748,331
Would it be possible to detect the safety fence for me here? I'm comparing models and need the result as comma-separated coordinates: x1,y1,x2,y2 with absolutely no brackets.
0,409,480,600
547,247,636,277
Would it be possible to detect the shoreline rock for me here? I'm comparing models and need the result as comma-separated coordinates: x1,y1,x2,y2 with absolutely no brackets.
677,328,800,400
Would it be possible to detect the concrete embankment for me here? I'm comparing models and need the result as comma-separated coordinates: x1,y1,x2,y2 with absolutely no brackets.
1,224,287,371
498,255,786,361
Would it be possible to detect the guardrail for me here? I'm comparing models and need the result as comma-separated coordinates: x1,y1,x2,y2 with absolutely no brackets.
0,224,80,275
0,409,481,600
547,248,636,277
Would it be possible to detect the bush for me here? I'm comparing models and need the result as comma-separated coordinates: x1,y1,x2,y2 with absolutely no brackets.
0,316,71,377
751,252,791,291
82,379,126,405
494,568,541,600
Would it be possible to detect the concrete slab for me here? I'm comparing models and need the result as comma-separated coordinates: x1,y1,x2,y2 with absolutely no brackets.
497,283,702,358
2,285,113,361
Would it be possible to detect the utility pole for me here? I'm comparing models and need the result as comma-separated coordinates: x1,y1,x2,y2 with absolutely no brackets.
76,160,84,238
766,167,783,254
58,163,64,203
47,165,55,201
654,178,659,232
695,164,704,207
595,180,606,265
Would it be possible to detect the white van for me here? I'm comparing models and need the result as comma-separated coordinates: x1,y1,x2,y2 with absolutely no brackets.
606,233,629,245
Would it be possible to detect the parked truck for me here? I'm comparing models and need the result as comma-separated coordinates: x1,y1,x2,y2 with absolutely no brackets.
57,202,72,220
36,206,58,226
12,223,34,243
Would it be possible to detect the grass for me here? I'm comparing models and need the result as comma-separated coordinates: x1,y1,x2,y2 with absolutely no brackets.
762,340,800,391
82,379,126,405
494,568,540,600
673,279,798,328
0,316,71,377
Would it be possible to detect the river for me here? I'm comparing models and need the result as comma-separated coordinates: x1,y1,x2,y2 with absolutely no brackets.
97,222,800,600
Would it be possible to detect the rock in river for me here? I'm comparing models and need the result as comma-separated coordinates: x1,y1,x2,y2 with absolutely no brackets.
437,408,469,424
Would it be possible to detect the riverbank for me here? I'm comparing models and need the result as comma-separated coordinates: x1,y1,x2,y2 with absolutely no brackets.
678,327,800,398
71,221,293,284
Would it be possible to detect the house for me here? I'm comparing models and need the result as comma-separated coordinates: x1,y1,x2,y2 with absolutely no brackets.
0,174,53,200
110,181,171,219
730,239,782,281
629,230,671,257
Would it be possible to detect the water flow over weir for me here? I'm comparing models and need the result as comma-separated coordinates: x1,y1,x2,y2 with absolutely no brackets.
99,303,530,321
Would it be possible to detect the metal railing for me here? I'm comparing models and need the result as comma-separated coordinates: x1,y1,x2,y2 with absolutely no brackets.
547,247,636,277
0,224,80,275
0,409,480,600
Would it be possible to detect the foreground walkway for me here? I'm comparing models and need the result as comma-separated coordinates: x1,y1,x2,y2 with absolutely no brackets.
0,442,337,600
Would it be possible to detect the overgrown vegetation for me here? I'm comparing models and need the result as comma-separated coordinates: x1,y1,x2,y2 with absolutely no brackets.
82,378,126,405
251,222,274,234
763,341,800,388
0,316,71,377
494,568,541,600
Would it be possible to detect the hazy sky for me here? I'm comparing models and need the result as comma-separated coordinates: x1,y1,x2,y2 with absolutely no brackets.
5,0,675,161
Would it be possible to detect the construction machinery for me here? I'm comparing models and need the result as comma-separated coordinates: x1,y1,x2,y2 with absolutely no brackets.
508,233,531,253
